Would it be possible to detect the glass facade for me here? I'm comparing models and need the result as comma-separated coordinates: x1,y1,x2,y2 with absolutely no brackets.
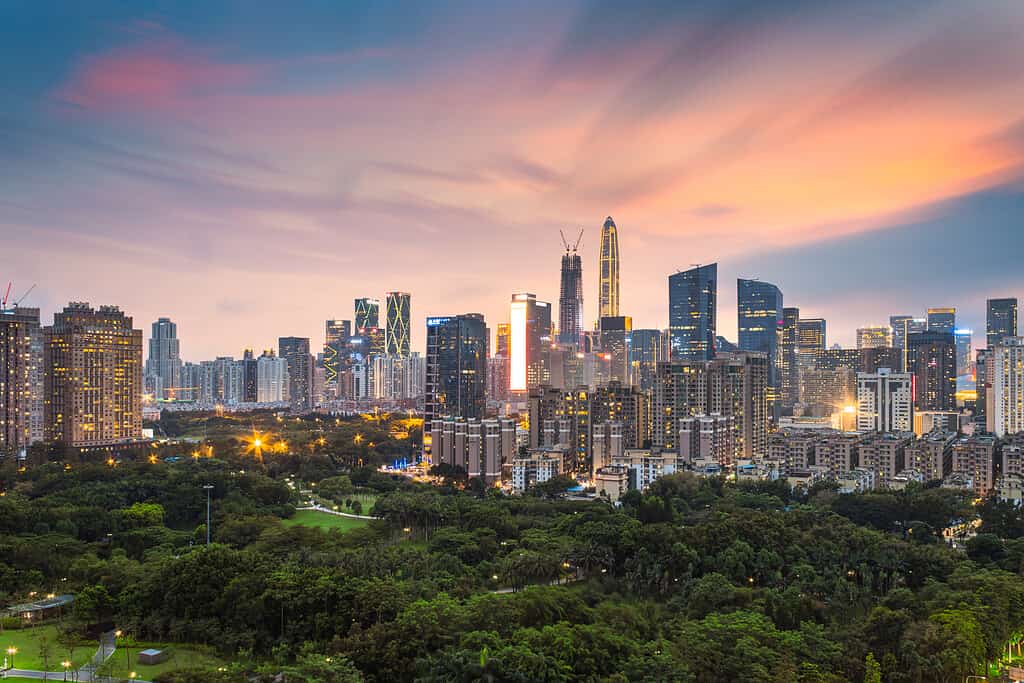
669,263,717,362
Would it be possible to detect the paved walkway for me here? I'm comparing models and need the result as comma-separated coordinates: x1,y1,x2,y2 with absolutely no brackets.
299,503,376,520
4,631,151,683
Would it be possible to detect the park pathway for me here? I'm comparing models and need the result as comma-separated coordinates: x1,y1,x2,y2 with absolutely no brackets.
3,631,151,683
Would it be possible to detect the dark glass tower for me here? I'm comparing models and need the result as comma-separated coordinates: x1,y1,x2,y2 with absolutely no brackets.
987,298,1018,348
558,238,584,346
354,298,379,333
424,314,488,433
669,263,717,362
780,307,800,408
907,331,956,412
737,279,783,403
629,328,668,393
278,336,312,412
386,292,411,356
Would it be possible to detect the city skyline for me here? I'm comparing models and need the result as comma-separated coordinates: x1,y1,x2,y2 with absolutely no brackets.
4,2,1024,358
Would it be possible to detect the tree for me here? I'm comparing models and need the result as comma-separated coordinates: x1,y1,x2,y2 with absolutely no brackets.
863,652,881,683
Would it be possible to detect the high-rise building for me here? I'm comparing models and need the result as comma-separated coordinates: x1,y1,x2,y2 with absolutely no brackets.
354,298,380,333
907,331,956,412
145,317,182,401
598,316,632,384
257,350,289,403
927,307,956,333
241,349,259,403
889,315,914,350
495,323,511,358
977,348,991,428
598,216,620,319
796,318,827,352
1,306,42,454
856,326,892,349
278,337,312,412
990,337,1024,437
669,263,717,362
737,278,783,413
652,351,768,459
424,314,488,434
509,293,552,391
590,381,649,451
44,303,143,447
954,329,973,379
324,319,351,394
780,307,800,408
857,368,913,433
629,328,668,393
987,298,1018,349
558,235,584,346
385,292,411,356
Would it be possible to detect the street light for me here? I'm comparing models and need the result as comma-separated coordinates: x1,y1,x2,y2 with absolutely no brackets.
62,659,71,681
202,484,214,545
7,646,17,669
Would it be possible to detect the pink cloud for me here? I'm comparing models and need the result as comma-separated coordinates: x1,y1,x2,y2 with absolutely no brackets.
54,37,260,114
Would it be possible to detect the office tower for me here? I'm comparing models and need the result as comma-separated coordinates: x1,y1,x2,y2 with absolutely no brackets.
990,337,1024,437
354,297,380,333
386,292,411,356
629,328,669,393
861,346,903,374
889,315,914,350
424,314,488,434
558,233,585,346
977,348,991,428
598,316,632,384
145,317,182,401
599,216,620,319
796,318,827,352
1,306,42,453
780,307,800,408
737,278,783,413
927,307,956,333
509,293,552,391
241,349,259,403
907,331,956,412
954,329,973,378
278,337,312,412
652,351,768,459
495,323,511,358
257,350,289,403
987,298,1018,349
44,303,142,447
668,263,717,362
799,366,856,417
857,368,913,433
856,326,892,349
324,319,350,394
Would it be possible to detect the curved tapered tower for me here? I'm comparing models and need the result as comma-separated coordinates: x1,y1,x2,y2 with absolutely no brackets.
599,216,620,318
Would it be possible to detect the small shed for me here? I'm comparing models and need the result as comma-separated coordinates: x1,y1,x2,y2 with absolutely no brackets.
137,649,168,665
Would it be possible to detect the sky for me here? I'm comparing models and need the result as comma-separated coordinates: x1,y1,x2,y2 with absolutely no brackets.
2,0,1024,360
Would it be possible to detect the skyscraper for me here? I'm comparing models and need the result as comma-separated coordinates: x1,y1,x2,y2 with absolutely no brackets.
509,293,552,391
354,298,380,333
598,216,620,319
598,316,632,385
386,292,411,356
954,329,973,379
145,317,182,401
241,349,259,403
737,278,783,411
927,307,956,333
278,337,312,412
907,331,956,412
44,303,142,447
558,235,584,346
796,318,827,352
1,306,42,454
856,326,892,349
324,319,351,395
257,350,289,403
990,337,1024,437
424,314,488,434
987,298,1018,349
780,307,800,408
669,263,717,362
629,329,668,394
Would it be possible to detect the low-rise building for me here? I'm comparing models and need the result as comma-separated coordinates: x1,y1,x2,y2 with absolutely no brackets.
951,434,997,496
905,430,955,482
611,449,677,490
836,467,876,494
858,432,914,487
678,414,735,466
996,475,1024,506
511,448,566,494
815,432,868,477
595,465,630,503
890,468,926,490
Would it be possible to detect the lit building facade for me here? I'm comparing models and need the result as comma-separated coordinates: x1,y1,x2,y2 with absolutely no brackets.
737,278,783,414
278,337,312,412
629,328,669,393
987,298,1018,349
558,239,584,346
990,337,1024,437
927,307,956,333
424,314,488,434
145,317,182,401
598,316,632,384
856,368,913,433
354,297,380,333
509,293,552,391
598,216,620,319
907,331,956,412
1,306,42,453
856,326,892,349
385,292,411,356
257,350,289,403
44,303,143,447
780,307,800,409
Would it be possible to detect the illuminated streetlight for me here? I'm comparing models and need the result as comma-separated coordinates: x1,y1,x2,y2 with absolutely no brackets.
7,646,17,669
62,659,71,681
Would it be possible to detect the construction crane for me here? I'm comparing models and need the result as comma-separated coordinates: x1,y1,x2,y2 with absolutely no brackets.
2,282,36,310
559,228,584,252
13,283,35,306
1,282,10,309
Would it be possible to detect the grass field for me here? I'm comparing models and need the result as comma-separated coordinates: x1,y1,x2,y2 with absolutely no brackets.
99,643,229,680
282,509,371,532
0,624,95,671
336,492,377,515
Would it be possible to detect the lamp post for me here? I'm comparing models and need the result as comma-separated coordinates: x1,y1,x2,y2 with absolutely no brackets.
7,645,17,670
62,659,71,681
202,484,214,545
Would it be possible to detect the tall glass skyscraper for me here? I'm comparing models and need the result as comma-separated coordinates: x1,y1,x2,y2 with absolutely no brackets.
558,240,584,346
385,292,411,356
629,328,668,393
598,217,620,319
780,307,800,408
145,317,182,401
987,298,1018,348
424,314,487,433
927,307,956,333
737,278,783,410
669,263,717,362
354,297,379,333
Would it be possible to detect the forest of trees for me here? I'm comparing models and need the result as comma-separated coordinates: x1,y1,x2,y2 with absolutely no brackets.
3,416,1024,681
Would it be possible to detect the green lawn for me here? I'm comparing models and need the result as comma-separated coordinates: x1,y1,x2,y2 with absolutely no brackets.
337,492,377,515
99,643,230,680
0,624,95,671
282,509,370,532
